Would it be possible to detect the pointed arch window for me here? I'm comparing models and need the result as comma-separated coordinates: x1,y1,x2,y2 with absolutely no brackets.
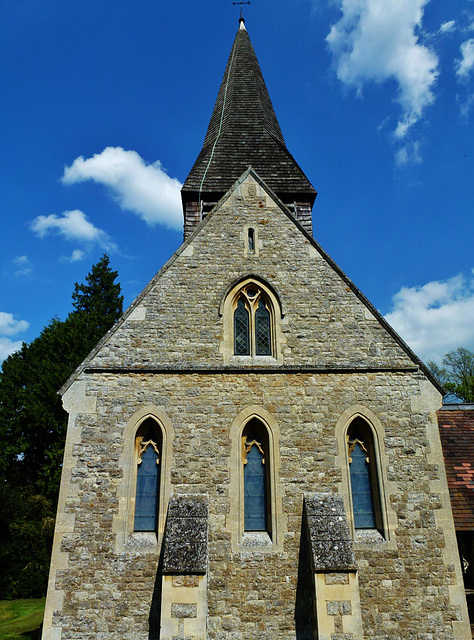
233,285,273,357
134,419,163,531
347,418,382,531
242,419,270,532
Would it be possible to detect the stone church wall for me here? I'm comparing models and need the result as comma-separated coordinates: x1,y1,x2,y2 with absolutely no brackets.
86,177,415,372
43,175,469,639
44,367,467,639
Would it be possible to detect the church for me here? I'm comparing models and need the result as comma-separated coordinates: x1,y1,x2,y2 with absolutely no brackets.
42,17,471,640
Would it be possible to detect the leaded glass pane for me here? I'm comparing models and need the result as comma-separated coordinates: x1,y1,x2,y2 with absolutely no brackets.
350,442,375,528
244,444,266,530
234,298,250,355
255,300,271,355
134,445,160,531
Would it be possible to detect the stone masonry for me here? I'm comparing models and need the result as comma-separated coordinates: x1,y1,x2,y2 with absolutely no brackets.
42,173,470,639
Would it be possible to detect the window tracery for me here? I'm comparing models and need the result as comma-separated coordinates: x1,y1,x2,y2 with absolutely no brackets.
233,284,273,357
134,419,163,532
347,418,381,531
242,419,270,532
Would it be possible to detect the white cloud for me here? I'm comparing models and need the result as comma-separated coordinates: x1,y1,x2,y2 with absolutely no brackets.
70,249,85,262
326,0,438,138
384,272,474,363
395,140,422,165
0,312,29,362
30,209,117,252
458,91,474,119
439,20,456,34
13,255,32,277
59,249,86,263
456,38,474,80
0,338,24,362
0,312,29,336
62,147,183,231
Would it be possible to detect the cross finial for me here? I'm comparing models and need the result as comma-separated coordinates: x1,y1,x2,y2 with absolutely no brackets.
233,0,250,21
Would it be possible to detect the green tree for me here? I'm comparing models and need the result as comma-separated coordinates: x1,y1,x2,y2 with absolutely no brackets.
72,253,123,344
442,347,474,402
0,254,123,598
426,359,448,387
427,347,474,403
0,485,55,598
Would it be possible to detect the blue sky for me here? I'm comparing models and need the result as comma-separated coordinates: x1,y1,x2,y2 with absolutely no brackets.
1,0,473,365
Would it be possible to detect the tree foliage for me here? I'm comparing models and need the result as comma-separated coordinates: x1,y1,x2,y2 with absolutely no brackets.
0,254,123,598
72,254,123,344
427,347,474,403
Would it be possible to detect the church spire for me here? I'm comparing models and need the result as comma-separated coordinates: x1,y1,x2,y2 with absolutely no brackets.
181,21,317,238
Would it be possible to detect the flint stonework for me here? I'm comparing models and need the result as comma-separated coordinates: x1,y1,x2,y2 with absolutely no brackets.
162,496,208,574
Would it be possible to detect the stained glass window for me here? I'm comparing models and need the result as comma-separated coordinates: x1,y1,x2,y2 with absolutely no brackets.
255,300,271,355
242,419,270,533
134,443,160,531
234,297,250,355
349,441,375,528
348,418,381,531
244,444,266,530
232,285,274,357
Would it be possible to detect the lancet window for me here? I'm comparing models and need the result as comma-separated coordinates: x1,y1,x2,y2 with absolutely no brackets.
242,419,270,532
134,419,163,531
248,228,255,252
233,284,273,356
347,418,381,530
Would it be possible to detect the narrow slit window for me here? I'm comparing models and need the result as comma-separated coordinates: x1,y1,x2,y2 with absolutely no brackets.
244,444,266,530
248,228,255,252
347,418,381,531
242,419,270,533
134,419,162,532
349,441,375,528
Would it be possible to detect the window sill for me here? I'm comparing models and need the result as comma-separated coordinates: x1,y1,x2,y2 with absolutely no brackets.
241,531,273,547
354,529,385,544
229,355,279,365
125,531,158,550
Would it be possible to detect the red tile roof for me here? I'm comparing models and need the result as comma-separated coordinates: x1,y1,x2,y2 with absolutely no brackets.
438,407,474,531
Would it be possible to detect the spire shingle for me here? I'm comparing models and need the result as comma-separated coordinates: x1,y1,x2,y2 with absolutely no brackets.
181,21,316,236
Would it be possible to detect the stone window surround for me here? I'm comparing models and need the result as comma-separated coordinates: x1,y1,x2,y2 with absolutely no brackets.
242,223,259,257
228,405,286,553
335,405,393,546
114,406,174,551
219,275,286,365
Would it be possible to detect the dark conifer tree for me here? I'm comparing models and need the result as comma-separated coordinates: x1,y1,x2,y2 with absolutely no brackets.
0,255,123,598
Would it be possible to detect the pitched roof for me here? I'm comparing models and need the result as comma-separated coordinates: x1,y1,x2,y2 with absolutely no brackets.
438,406,474,531
181,20,316,204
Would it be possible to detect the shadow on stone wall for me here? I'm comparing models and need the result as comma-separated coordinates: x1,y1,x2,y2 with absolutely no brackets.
295,517,318,639
148,550,163,640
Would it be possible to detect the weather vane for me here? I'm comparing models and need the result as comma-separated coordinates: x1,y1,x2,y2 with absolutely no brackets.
233,0,250,20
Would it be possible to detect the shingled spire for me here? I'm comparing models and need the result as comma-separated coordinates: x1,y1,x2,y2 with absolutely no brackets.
181,19,317,238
